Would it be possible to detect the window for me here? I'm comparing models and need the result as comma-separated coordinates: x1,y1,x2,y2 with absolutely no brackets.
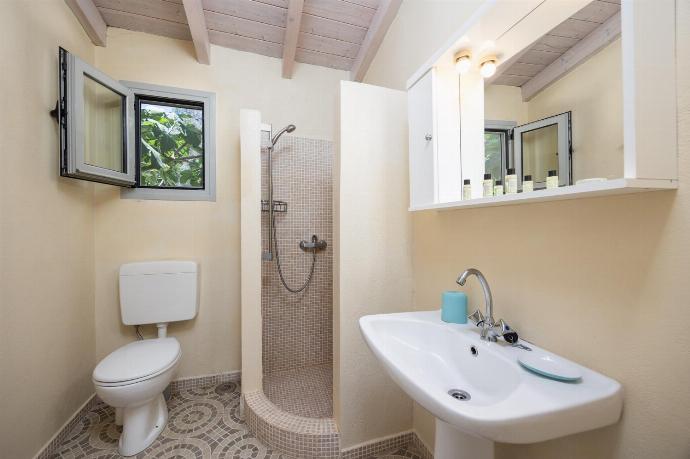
484,130,506,182
58,48,135,186
484,120,515,185
122,83,215,201
137,98,204,189
57,48,215,201
513,112,571,189
482,116,571,190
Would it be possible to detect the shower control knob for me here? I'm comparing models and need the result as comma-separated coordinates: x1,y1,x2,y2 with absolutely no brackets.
299,235,327,251
425,134,432,141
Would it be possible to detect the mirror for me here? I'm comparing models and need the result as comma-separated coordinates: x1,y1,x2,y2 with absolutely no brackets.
477,0,622,193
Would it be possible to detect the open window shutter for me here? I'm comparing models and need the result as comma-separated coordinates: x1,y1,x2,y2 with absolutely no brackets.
58,47,135,186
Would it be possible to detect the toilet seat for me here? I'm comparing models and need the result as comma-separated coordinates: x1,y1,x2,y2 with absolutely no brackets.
94,338,181,387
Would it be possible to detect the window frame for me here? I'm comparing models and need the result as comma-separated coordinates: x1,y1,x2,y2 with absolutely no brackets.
513,112,572,189
121,81,216,201
135,96,206,191
58,47,136,186
484,120,516,186
483,130,506,183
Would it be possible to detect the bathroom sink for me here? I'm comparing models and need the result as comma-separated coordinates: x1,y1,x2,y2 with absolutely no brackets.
359,310,622,457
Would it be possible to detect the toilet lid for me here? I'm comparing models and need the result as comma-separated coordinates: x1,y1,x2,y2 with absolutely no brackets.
93,338,181,384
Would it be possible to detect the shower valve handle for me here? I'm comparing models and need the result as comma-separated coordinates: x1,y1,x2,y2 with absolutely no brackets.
299,235,327,251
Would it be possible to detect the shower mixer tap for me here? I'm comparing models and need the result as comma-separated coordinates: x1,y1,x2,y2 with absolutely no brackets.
299,235,327,251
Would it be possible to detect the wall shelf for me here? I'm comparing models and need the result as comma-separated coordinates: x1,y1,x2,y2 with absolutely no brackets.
409,178,677,212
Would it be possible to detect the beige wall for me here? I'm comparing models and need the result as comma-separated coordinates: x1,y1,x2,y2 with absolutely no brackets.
0,2,96,458
484,84,527,125
365,1,690,458
239,109,263,394
92,28,347,378
335,81,414,448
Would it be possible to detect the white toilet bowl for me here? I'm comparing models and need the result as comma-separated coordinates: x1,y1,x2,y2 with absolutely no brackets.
93,337,181,457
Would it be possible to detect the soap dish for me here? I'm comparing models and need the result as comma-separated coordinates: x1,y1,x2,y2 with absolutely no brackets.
518,353,583,382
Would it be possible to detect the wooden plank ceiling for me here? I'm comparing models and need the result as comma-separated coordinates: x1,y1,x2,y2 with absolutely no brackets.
491,0,621,91
82,0,400,79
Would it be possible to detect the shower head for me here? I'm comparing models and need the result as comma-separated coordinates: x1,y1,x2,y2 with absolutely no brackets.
271,124,296,146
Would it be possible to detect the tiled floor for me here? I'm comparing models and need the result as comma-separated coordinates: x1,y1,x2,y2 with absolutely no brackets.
263,364,333,418
47,380,424,459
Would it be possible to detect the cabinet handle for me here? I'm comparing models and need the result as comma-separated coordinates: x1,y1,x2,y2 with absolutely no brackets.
425,134,432,141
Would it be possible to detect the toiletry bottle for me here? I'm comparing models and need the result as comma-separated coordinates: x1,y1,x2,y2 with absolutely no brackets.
522,174,534,192
463,179,472,200
483,173,493,197
546,170,559,189
506,168,518,194
494,179,504,196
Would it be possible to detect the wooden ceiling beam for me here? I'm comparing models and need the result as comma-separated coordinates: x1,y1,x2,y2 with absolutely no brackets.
350,0,401,82
65,0,107,46
521,11,621,101
282,0,304,78
182,0,211,64
486,46,531,86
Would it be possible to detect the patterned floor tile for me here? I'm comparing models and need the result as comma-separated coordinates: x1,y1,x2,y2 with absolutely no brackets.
47,380,423,459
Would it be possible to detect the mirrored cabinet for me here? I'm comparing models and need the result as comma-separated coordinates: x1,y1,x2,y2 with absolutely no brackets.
407,0,678,211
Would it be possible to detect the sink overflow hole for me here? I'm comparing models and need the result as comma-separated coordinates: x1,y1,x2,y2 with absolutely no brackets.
448,389,471,401
470,345,478,356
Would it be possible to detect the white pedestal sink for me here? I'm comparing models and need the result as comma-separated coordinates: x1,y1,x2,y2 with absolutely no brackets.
359,310,623,459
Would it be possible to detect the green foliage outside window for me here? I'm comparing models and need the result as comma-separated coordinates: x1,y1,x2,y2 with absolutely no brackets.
139,102,204,188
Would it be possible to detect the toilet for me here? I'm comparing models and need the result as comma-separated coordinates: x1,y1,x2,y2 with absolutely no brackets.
93,261,198,457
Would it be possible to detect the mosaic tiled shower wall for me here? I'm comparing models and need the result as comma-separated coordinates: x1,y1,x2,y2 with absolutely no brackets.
261,135,333,374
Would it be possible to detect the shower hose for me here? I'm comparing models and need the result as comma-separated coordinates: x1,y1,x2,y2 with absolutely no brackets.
271,212,317,293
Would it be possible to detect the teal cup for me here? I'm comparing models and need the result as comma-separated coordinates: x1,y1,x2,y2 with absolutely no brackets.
441,291,468,324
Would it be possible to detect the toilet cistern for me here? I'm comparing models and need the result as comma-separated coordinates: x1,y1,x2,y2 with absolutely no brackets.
456,268,518,343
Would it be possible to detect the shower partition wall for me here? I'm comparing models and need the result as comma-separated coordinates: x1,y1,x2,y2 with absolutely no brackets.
260,133,333,419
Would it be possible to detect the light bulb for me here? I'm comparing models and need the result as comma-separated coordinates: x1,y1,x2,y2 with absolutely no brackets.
480,59,497,78
455,55,471,74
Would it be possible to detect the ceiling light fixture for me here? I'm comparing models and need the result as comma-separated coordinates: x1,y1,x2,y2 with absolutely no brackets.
479,57,497,78
454,51,472,74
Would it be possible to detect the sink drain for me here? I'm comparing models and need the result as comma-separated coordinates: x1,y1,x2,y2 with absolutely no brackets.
448,389,471,401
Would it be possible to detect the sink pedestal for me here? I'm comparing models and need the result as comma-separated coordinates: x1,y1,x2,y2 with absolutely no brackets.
435,419,494,459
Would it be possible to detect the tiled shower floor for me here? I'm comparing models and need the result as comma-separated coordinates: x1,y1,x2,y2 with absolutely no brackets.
263,364,333,419
47,379,423,458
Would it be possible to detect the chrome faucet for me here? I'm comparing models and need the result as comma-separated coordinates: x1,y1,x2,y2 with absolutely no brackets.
456,268,518,343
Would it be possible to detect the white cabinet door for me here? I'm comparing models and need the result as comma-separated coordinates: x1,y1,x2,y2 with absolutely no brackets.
407,70,436,208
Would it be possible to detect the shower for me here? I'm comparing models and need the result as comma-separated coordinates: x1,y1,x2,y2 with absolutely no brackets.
255,121,335,426
263,124,327,293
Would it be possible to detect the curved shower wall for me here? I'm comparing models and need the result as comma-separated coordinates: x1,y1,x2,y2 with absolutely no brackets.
260,133,334,419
